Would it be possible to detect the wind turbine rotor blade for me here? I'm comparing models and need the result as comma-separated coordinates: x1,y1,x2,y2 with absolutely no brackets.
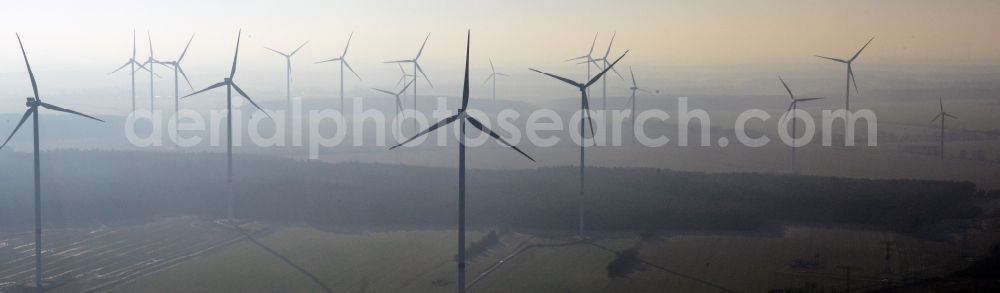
608,64,626,81
565,55,588,62
389,114,460,149
39,102,104,122
231,82,272,119
529,69,582,87
132,30,137,59
944,113,958,119
315,57,341,64
230,29,242,79
416,33,430,59
398,79,415,95
383,59,412,64
483,73,494,85
415,63,432,87
292,40,310,56
586,50,629,87
0,109,33,150
176,65,195,91
603,32,616,58
372,88,396,96
637,88,652,93
16,34,41,102
796,97,824,102
467,116,535,161
110,61,132,74
814,55,847,63
147,30,154,56
341,32,353,56
623,93,635,108
264,46,287,57
181,81,226,99
785,101,795,115
343,60,362,81
587,32,598,55
178,34,195,62
930,113,942,124
851,37,874,62
939,97,944,112
489,58,495,73
849,66,860,95
495,73,509,77
461,30,470,110
778,76,794,100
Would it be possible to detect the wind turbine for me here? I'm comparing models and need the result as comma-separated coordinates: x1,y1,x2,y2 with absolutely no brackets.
531,50,628,238
139,31,161,113
1,34,105,293
930,97,958,160
316,32,361,110
591,32,626,110
391,31,534,293
778,76,823,164
566,33,599,97
372,79,414,119
623,66,653,129
815,37,874,112
181,30,272,222
395,63,415,89
385,33,433,132
265,40,308,140
110,30,154,113
155,34,196,141
482,58,508,101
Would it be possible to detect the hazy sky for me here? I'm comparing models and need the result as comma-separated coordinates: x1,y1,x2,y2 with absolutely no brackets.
0,0,997,112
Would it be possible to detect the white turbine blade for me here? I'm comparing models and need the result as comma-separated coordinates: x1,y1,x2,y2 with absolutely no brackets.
467,116,535,162
389,114,459,149
587,32,598,55
39,102,104,122
0,109,33,150
489,58,495,73
603,31,616,58
181,81,226,99
530,69,581,87
264,46,288,57
343,60,362,81
372,88,396,96
178,34,195,62
16,34,40,102
341,32,353,57
630,67,637,88
565,55,588,62
291,40,309,56
495,73,509,77
231,82,272,119
315,57,341,64
176,65,195,91
230,29,242,79
110,61,131,74
398,79,415,95
849,66,860,95
415,32,430,59
384,59,413,64
482,73,495,85
796,97,824,102
582,91,596,138
415,63,433,88
944,113,958,119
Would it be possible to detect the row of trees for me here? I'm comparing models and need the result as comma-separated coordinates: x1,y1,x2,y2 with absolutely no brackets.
0,150,986,236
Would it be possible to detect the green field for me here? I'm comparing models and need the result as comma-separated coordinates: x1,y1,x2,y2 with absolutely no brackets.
114,226,977,293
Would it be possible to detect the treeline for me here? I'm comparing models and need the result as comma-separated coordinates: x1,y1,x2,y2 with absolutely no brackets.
0,150,987,236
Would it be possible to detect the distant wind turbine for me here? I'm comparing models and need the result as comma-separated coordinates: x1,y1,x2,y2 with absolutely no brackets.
110,30,154,113
372,79,414,119
531,50,628,238
395,63,416,89
930,97,958,160
815,37,874,112
317,32,362,110
139,31,161,112
155,34,196,140
591,32,626,110
265,40,309,139
778,76,823,164
623,66,653,129
181,30,272,222
1,34,105,293
566,33,599,97
385,33,433,132
391,31,534,293
482,58,508,101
